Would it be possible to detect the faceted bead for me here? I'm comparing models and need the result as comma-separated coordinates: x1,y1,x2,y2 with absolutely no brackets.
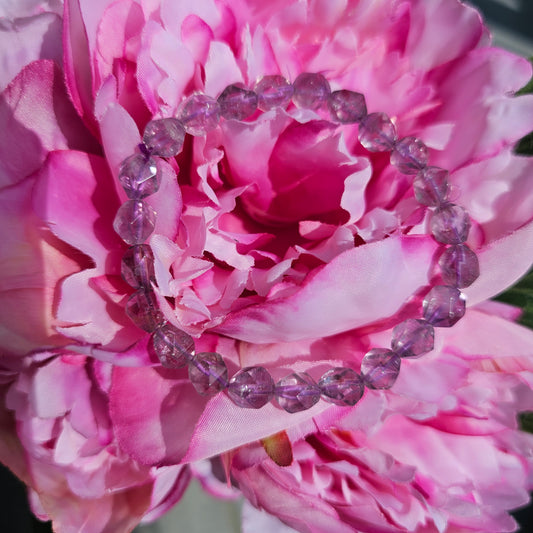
188,352,228,395
423,285,466,327
358,112,398,152
328,90,367,124
118,154,160,199
142,118,185,157
430,203,471,244
275,372,321,413
361,349,401,390
178,94,221,136
125,289,163,332
391,319,434,358
121,244,155,289
152,323,195,368
318,367,364,406
227,366,274,408
292,72,331,110
254,75,293,111
217,85,258,120
390,136,428,174
113,199,156,245
439,244,480,288
413,166,449,207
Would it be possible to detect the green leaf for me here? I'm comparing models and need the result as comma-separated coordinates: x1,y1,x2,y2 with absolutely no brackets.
519,412,533,434
495,268,533,330
515,58,533,156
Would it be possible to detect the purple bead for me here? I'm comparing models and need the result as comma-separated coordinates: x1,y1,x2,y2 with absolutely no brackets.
391,319,434,358
318,367,364,406
254,75,293,111
227,366,274,408
178,94,221,136
430,203,471,244
217,85,258,120
118,154,160,199
125,289,163,332
439,244,480,288
423,285,466,327
390,136,428,174
358,112,398,152
413,166,449,207
121,244,155,289
292,72,331,110
151,323,195,368
113,199,156,245
142,118,185,157
275,372,321,413
361,349,401,390
328,90,367,124
188,352,228,395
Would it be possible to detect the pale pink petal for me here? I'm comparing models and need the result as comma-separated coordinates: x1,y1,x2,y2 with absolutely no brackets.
405,0,485,71
215,236,437,342
0,12,62,91
465,219,533,306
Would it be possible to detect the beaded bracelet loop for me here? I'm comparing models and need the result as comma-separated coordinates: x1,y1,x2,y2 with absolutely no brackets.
113,72,480,413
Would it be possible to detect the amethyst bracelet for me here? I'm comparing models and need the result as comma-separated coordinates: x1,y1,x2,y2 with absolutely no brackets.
113,72,480,413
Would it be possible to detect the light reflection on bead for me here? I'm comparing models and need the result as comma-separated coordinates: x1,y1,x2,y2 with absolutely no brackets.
328,90,367,124
292,72,331,110
143,118,185,157
217,85,258,120
390,136,428,174
121,244,155,289
118,154,160,199
178,94,221,136
318,367,364,406
188,352,228,395
275,372,321,413
358,112,398,152
439,244,480,288
152,323,195,368
361,349,401,389
430,203,471,244
254,75,293,111
423,285,466,327
228,366,274,408
391,319,434,358
113,199,156,245
125,289,163,332
413,166,449,207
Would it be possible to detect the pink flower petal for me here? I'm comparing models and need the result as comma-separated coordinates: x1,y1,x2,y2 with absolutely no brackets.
110,366,208,465
465,218,533,306
0,60,98,189
215,236,437,342
32,150,122,268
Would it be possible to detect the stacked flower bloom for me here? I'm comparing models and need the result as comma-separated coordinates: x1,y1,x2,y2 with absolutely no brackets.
1,0,533,531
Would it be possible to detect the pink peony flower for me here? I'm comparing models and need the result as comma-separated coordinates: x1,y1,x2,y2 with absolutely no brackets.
232,303,533,532
0,351,191,531
1,0,533,531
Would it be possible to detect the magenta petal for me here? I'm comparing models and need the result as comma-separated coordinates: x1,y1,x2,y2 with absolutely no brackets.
63,0,98,134
0,60,98,189
215,236,438,343
32,150,122,267
110,367,207,465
